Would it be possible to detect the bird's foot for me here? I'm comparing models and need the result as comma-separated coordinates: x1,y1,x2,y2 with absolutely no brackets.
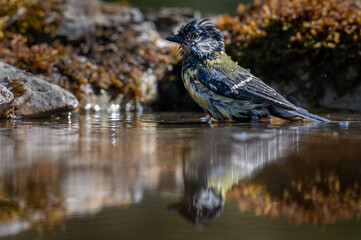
200,115,215,127
200,115,212,122
251,115,260,123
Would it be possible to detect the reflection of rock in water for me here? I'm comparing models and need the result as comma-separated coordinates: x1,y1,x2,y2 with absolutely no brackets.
0,116,304,233
3,113,359,234
229,135,361,226
0,114,183,236
0,163,65,237
171,127,300,226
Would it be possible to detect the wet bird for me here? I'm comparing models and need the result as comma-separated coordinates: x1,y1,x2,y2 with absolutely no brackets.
166,18,330,122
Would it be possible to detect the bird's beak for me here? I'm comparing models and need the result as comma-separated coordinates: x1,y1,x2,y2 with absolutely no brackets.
166,34,183,43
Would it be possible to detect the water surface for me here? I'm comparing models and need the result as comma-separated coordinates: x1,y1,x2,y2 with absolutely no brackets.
0,112,361,239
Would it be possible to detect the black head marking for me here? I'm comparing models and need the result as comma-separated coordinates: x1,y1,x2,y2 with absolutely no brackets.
177,17,199,36
166,18,225,59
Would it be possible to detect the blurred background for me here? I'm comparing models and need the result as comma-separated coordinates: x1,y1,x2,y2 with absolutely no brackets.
106,0,251,13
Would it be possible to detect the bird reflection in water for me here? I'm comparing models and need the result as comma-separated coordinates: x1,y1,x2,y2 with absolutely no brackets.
170,126,300,226
170,122,361,226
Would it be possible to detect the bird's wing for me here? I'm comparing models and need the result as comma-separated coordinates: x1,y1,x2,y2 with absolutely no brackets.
197,66,298,110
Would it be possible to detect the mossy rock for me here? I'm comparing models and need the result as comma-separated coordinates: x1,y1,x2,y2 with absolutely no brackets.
217,0,361,111
0,0,179,111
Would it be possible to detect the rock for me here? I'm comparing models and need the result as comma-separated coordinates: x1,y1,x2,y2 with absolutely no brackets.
0,84,14,104
0,84,14,115
143,7,197,37
0,62,79,117
1,0,197,111
58,0,101,40
59,0,147,40
215,0,361,113
54,0,182,108
320,85,361,112
97,2,144,27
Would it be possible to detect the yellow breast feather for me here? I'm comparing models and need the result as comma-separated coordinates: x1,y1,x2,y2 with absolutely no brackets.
182,69,209,109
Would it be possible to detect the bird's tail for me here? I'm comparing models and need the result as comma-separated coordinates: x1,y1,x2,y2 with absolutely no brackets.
270,106,331,123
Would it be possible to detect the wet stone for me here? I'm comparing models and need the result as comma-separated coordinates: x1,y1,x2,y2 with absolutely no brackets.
0,84,14,115
0,62,79,117
0,85,14,104
58,0,100,40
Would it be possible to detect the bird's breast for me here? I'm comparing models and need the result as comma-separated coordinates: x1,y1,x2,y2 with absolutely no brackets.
181,66,262,120
182,67,210,109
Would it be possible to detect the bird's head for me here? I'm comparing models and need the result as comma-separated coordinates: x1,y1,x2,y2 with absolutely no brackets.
166,17,224,59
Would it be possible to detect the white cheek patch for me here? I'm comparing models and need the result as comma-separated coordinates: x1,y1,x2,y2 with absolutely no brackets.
198,41,212,51
195,38,218,55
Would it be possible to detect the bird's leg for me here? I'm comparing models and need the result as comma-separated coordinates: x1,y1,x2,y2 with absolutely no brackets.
200,114,212,122
200,115,219,126
207,118,215,128
251,115,260,123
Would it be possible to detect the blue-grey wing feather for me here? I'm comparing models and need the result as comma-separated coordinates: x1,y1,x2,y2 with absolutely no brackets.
197,67,297,110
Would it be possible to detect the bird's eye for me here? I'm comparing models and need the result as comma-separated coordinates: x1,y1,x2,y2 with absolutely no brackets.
191,32,199,39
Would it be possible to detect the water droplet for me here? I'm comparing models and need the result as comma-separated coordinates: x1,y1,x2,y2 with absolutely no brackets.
110,104,120,112
84,103,92,110
230,68,234,72
339,121,350,129
94,104,100,112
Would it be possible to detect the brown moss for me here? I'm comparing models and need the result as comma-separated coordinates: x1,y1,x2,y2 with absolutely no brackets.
217,0,361,108
6,75,26,98
229,179,361,226
0,0,178,109
0,164,65,228
0,199,21,223
1,75,26,118
227,156,361,226
0,0,64,41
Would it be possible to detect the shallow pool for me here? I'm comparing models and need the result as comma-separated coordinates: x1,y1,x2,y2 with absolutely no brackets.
0,112,361,239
